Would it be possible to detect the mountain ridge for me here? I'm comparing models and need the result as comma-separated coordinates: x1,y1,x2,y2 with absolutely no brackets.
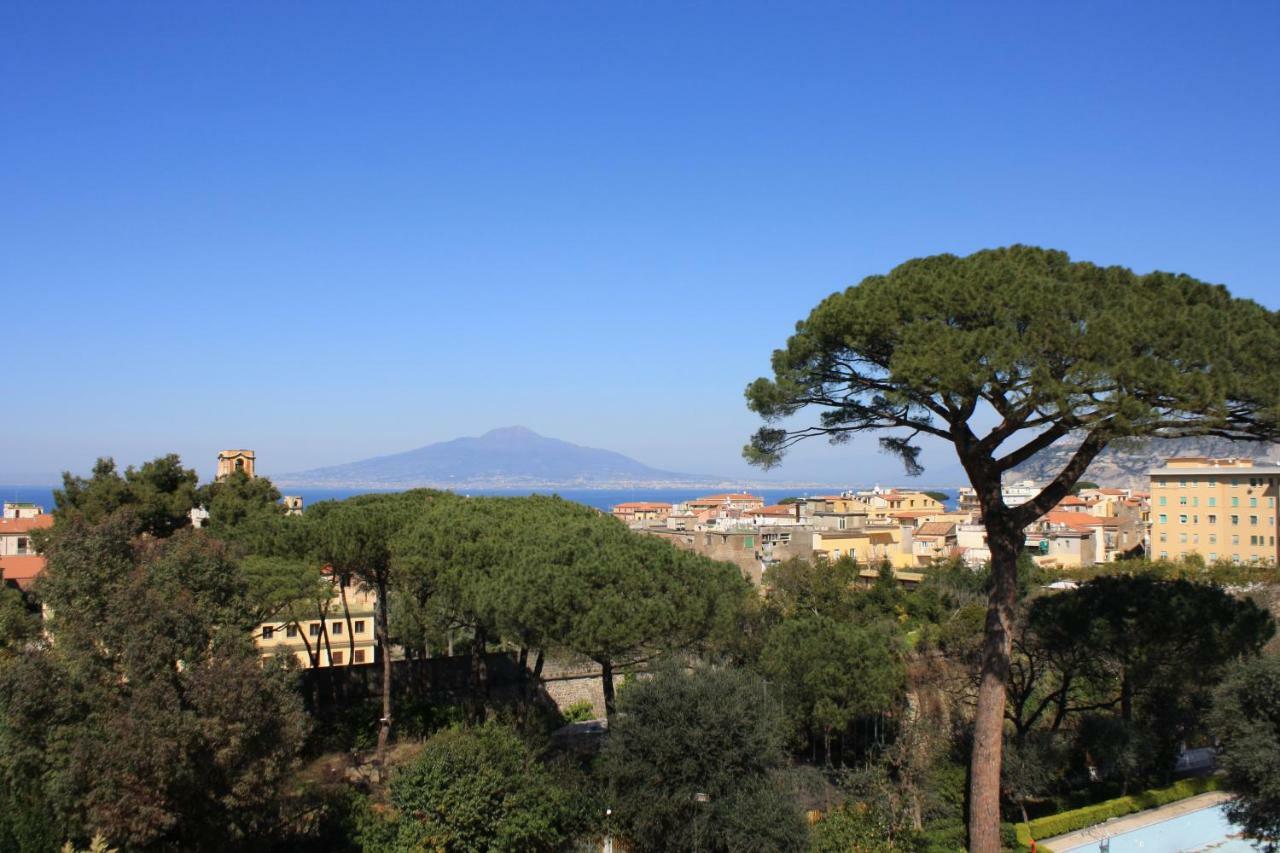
1006,436,1280,489
275,426,721,488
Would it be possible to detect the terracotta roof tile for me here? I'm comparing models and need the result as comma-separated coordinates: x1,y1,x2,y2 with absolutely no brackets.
0,555,46,590
0,516,53,535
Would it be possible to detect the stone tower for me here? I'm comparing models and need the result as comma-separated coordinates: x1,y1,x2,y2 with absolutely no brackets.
216,449,256,480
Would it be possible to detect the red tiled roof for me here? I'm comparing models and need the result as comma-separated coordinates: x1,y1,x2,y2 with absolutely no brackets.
0,516,53,535
747,505,797,517
1041,510,1107,531
915,521,956,537
0,555,47,590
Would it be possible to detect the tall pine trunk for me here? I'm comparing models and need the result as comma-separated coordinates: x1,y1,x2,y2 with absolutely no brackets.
338,576,356,664
600,658,616,718
968,520,1023,852
375,576,393,764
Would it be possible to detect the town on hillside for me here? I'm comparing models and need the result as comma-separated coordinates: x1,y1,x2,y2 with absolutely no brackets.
610,455,1280,587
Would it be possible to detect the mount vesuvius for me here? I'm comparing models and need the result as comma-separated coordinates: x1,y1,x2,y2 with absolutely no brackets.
275,427,716,489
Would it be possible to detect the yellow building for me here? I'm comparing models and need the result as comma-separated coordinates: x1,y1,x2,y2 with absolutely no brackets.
217,449,256,480
1149,457,1280,565
255,581,378,667
812,525,917,568
858,490,946,522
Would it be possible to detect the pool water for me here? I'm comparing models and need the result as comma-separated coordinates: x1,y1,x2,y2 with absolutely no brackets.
1060,803,1261,852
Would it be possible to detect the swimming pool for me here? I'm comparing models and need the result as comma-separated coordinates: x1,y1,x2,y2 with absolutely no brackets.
1060,802,1260,852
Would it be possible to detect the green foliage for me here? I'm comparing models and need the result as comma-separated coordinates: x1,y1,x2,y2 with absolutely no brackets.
374,724,588,853
0,519,309,851
54,454,199,537
1029,575,1273,753
1211,652,1280,848
195,469,284,537
561,699,596,724
1068,481,1099,495
759,616,904,761
745,246,1280,473
810,802,916,852
1018,777,1221,842
0,586,37,659
923,490,950,505
602,664,808,852
395,495,751,715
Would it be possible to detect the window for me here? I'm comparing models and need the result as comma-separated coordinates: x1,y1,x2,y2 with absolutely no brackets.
1179,514,1188,524
309,624,321,637
1180,480,1187,488
1232,535,1240,545
331,651,343,665
1179,496,1187,506
1251,498,1259,508
1159,551,1169,559
1159,496,1167,506
1231,515,1240,526
354,620,366,634
332,621,343,635
1210,534,1218,544
353,649,366,663
1159,533,1168,543
1179,533,1187,544
262,625,274,640
1192,497,1199,507
1209,497,1217,507
1209,553,1218,561
15,537,27,554
1159,514,1168,524
286,625,298,638
1208,515,1217,524
744,536,754,548
1251,516,1259,526
1233,497,1240,507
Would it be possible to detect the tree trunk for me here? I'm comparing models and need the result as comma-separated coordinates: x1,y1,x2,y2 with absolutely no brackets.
338,577,356,665
600,658,616,719
468,625,488,724
375,576,393,765
1120,667,1133,723
969,521,1024,852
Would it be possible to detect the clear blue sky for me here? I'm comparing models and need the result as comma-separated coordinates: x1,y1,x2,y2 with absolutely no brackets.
4,2,1278,485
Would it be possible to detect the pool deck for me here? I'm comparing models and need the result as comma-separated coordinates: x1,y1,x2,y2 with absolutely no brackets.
1038,791,1232,851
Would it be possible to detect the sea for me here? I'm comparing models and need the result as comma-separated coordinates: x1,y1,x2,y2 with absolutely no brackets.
0,485,960,513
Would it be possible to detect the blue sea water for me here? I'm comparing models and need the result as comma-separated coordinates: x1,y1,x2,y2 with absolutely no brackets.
1,484,959,514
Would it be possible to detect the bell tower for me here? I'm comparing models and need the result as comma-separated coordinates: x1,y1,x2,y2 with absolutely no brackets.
216,449,256,480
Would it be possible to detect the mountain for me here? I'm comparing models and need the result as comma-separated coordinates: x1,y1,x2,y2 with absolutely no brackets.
275,426,717,488
1006,436,1280,489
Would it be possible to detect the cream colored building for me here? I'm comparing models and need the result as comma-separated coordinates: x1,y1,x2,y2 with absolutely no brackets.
255,581,378,668
1149,457,1280,565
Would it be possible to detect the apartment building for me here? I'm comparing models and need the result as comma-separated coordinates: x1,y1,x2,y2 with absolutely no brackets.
1149,457,1280,565
0,503,52,590
254,580,379,667
611,501,673,526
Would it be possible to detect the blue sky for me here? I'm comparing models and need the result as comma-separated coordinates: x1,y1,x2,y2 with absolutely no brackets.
4,2,1278,485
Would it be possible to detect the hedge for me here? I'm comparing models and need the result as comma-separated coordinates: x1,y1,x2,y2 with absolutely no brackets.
1014,776,1223,849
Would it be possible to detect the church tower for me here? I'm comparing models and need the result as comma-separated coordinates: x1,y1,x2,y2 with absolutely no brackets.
216,449,256,480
